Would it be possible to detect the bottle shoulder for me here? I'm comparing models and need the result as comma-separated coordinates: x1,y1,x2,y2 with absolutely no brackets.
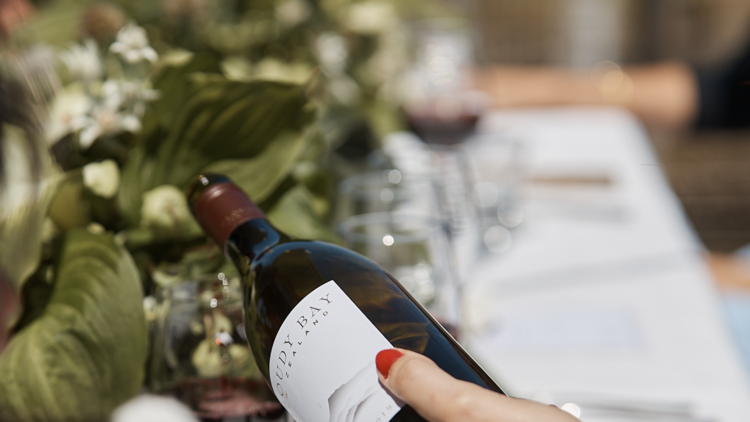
249,239,400,301
249,237,376,270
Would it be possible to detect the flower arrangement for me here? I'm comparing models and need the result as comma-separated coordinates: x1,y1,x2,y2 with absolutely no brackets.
0,0,460,420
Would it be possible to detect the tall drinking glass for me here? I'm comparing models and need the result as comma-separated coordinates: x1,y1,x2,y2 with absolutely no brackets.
464,133,526,254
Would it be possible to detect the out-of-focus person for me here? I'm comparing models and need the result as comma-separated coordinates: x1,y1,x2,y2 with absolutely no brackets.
472,42,750,130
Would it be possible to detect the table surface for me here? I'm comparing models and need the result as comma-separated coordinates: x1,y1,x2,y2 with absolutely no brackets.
462,107,750,422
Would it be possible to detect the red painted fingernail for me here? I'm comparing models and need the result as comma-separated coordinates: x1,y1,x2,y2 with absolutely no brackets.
376,349,404,379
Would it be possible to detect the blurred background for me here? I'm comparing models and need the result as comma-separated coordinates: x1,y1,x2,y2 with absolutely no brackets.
473,0,750,68
464,0,750,252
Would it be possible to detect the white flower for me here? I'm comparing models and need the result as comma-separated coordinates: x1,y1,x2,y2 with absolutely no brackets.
73,80,149,150
275,0,311,28
45,84,93,145
343,1,397,35
76,100,142,150
99,79,124,111
102,79,159,102
315,33,348,75
60,39,103,82
82,159,120,198
101,79,159,117
140,185,201,238
110,23,158,64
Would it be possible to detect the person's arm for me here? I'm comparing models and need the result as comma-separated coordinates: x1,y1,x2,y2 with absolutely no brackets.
376,348,579,422
472,62,699,129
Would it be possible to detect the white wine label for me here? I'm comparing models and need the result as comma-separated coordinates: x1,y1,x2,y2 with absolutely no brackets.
270,280,402,422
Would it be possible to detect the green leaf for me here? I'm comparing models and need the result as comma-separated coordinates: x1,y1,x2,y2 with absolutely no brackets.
0,125,60,293
147,52,224,137
0,195,55,294
0,230,148,422
118,77,315,226
117,146,150,227
204,127,313,203
151,78,314,186
266,184,341,245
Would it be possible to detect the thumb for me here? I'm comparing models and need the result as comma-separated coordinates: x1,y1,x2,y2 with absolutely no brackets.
376,348,579,422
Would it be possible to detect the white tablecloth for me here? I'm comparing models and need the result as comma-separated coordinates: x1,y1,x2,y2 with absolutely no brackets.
463,108,750,421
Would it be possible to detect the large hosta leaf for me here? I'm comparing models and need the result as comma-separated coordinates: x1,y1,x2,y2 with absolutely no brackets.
118,75,315,226
266,184,341,245
203,127,312,203
151,76,313,186
0,229,148,422
145,51,223,138
0,124,59,293
0,188,55,294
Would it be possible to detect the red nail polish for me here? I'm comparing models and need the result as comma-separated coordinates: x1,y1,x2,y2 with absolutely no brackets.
376,349,404,379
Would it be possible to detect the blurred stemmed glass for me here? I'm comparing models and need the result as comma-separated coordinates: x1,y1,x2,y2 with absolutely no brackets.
381,134,484,276
338,212,461,337
427,144,483,274
402,17,489,145
464,133,526,254
335,169,441,222
149,273,284,421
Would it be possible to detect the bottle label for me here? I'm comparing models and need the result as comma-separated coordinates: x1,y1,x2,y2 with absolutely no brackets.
270,280,402,422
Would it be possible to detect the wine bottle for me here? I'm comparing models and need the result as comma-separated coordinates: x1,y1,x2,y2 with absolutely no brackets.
187,174,504,422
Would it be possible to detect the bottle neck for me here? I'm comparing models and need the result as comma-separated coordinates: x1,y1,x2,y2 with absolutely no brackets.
191,181,266,248
226,218,286,273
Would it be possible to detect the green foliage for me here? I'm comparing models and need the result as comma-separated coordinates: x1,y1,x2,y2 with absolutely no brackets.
267,184,341,244
0,229,148,422
118,66,315,227
204,127,313,203
0,126,60,294
0,0,457,416
0,198,53,294
146,52,224,134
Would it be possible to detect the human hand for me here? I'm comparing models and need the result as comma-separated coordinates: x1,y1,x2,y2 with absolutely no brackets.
376,348,579,422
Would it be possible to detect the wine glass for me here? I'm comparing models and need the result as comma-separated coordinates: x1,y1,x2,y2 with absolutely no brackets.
427,144,483,270
380,134,485,278
149,272,286,421
335,169,444,224
402,17,489,145
338,212,461,338
336,167,463,281
464,132,526,254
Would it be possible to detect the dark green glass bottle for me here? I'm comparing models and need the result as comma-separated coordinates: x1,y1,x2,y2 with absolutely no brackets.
187,174,504,422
